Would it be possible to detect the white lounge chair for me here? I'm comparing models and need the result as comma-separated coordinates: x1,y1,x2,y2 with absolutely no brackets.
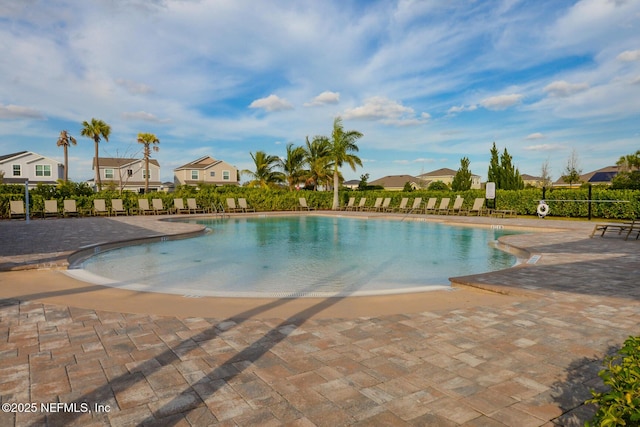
93,199,110,216
9,200,26,220
152,198,168,215
111,199,127,216
43,199,59,218
63,199,80,217
172,198,190,214
424,198,437,214
435,198,450,215
187,198,206,214
238,198,255,212
298,198,315,211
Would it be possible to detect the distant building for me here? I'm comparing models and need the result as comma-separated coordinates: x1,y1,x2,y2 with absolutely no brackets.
521,174,545,188
174,156,239,187
417,167,482,189
93,157,161,193
553,166,619,187
369,175,426,191
0,151,63,188
342,179,360,190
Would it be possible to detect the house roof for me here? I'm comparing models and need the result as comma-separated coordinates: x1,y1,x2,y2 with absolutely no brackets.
554,165,618,185
521,174,543,180
369,174,426,188
418,168,457,177
94,157,160,168
174,156,225,170
0,151,28,162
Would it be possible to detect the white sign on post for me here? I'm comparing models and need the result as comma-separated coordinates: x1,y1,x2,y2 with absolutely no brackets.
485,182,496,200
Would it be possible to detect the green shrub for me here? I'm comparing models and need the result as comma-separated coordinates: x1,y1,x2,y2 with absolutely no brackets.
586,336,640,427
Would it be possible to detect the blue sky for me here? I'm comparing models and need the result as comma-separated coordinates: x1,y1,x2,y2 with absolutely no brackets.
1,0,639,184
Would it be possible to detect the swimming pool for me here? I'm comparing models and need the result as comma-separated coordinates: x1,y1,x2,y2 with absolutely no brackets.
71,216,519,297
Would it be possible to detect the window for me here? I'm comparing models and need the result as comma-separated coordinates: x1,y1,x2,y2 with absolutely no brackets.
223,170,230,180
12,165,21,176
105,169,114,179
127,169,133,177
191,170,199,180
143,170,150,179
35,164,51,177
209,171,216,177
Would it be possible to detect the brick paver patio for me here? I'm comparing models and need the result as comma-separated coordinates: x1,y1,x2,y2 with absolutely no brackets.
1,213,638,426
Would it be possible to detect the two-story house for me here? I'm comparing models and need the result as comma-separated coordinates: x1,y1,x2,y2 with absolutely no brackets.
93,157,161,193
174,156,239,187
417,167,482,189
0,151,63,187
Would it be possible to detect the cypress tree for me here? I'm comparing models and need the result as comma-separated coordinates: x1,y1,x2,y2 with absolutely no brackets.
452,157,472,191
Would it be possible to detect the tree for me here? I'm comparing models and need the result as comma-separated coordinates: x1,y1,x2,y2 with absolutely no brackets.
487,142,501,186
136,133,160,193
358,173,369,190
242,151,283,188
540,158,553,188
303,136,332,191
561,148,582,188
451,157,472,191
612,149,640,189
320,116,363,210
277,143,307,191
428,181,449,191
80,118,111,190
56,130,77,182
487,142,523,190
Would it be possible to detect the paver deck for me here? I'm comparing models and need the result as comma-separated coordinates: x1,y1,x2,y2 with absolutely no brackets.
1,213,638,426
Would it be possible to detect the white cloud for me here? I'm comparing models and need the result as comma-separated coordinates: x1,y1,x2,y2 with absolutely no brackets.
304,91,340,107
479,94,523,110
343,96,427,126
543,80,589,97
0,104,44,119
525,133,545,140
523,144,563,151
115,79,154,95
121,111,168,122
617,50,640,62
447,104,478,115
249,94,293,112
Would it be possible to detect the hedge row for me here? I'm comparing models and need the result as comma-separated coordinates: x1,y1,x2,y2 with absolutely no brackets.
1,184,639,219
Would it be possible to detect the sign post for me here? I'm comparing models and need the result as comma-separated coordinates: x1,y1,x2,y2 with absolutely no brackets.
25,180,30,224
485,182,496,211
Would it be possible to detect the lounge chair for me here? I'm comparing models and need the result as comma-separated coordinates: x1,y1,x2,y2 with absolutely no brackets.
172,198,190,214
405,197,423,214
137,199,154,215
238,198,255,212
590,219,637,239
341,197,356,211
394,198,409,212
93,199,110,216
355,198,367,211
462,198,485,216
435,198,450,215
226,198,242,213
450,197,464,215
365,197,383,212
63,199,80,217
111,199,127,216
152,198,168,215
9,200,26,219
424,198,437,214
43,199,59,218
298,198,315,211
187,198,206,214
381,197,392,212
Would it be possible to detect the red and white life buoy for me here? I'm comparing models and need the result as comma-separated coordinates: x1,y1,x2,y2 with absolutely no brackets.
537,201,549,218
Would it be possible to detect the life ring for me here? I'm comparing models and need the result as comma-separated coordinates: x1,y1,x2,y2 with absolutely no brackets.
537,202,549,218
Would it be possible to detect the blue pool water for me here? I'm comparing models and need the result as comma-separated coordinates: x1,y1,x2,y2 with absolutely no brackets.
74,216,519,297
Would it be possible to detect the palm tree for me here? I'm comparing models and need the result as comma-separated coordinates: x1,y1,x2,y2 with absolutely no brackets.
303,136,332,191
80,118,111,190
323,117,363,210
137,132,160,193
242,151,284,188
56,130,77,182
277,143,307,191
